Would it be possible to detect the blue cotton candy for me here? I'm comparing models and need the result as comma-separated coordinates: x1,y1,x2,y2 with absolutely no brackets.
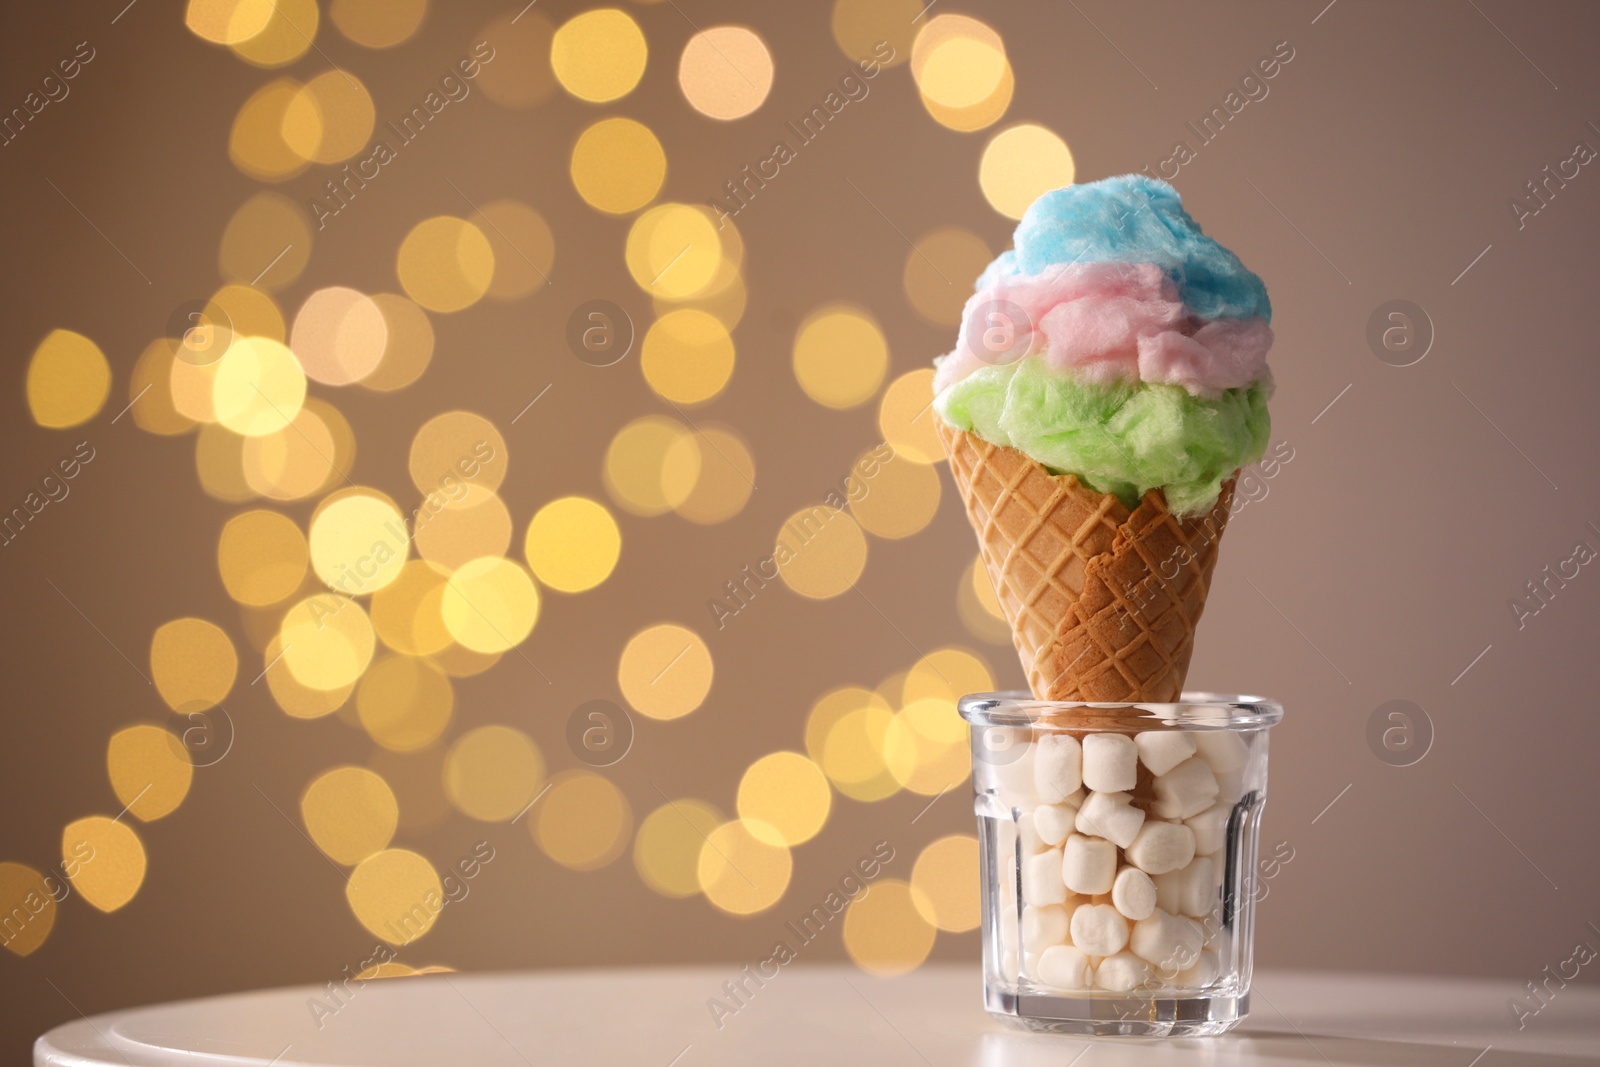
990,175,1271,323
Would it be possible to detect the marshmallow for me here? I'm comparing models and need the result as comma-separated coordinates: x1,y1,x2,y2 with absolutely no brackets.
1177,857,1215,918
1151,868,1182,914
1036,945,1093,990
1034,800,1081,847
1152,756,1219,820
1034,734,1082,803
992,736,1039,810
1178,949,1220,988
1074,790,1146,848
1002,946,1019,977
1021,903,1070,954
1195,730,1249,773
1185,803,1231,856
1095,951,1153,992
1082,733,1138,792
1018,811,1049,855
1135,730,1197,777
1126,821,1196,875
1062,834,1117,895
1214,766,1246,804
1130,909,1205,971
1023,847,1067,905
1111,865,1157,921
1070,902,1130,957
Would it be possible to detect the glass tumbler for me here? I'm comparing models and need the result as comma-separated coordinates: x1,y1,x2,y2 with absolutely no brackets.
960,692,1283,1037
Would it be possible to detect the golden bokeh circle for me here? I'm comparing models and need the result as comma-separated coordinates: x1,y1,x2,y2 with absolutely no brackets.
551,8,648,103
151,617,238,713
193,423,253,502
62,817,146,914
641,309,735,405
625,203,722,299
440,556,540,653
397,216,495,313
129,339,197,436
633,798,722,898
524,496,621,593
0,863,55,957
697,820,792,915
910,15,1005,109
279,594,376,691
301,766,399,866
830,0,918,67
263,634,355,718
282,70,376,165
415,486,513,573
883,697,970,795
571,117,666,215
980,123,1077,220
533,770,633,871
106,725,193,822
212,337,306,437
309,489,410,595
793,304,888,409
821,702,902,802
370,560,453,657
775,505,868,598
737,752,832,847
603,415,701,517
675,425,755,525
219,192,312,289
229,0,320,68
842,879,937,975
848,449,942,539
409,410,507,495
472,200,556,300
678,27,774,120
877,369,944,465
185,0,277,45
910,834,981,932
27,330,110,429
903,228,992,326
362,294,435,392
229,78,309,181
330,0,427,48
922,59,1012,132
443,724,545,821
241,404,342,501
905,647,993,704
346,848,442,944
290,286,389,386
617,623,712,721
357,654,454,752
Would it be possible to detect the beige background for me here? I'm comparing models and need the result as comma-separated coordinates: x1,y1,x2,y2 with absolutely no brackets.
3,0,1599,1060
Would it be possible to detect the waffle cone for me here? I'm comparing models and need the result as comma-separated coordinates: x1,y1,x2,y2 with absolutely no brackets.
937,422,1236,702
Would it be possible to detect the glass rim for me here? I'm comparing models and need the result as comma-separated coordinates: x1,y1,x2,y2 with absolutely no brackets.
957,690,1283,729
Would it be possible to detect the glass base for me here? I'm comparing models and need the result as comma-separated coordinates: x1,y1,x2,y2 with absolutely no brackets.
985,987,1249,1037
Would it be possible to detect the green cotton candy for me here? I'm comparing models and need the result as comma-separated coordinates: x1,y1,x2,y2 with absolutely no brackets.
936,356,1271,516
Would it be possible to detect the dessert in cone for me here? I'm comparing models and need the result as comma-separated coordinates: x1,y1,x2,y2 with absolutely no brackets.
932,176,1274,701
938,421,1235,702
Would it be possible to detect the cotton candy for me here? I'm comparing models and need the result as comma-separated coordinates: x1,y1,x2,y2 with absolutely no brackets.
990,175,1272,323
935,355,1271,517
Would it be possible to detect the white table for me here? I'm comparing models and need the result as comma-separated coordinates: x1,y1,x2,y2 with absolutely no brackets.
35,965,1599,1066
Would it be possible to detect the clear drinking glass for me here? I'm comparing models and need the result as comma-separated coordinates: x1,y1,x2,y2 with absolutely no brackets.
960,691,1283,1037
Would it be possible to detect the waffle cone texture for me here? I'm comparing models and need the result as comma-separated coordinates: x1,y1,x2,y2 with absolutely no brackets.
937,422,1235,702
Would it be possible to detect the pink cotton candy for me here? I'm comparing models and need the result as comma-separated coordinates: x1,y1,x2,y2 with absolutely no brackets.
933,261,1273,398
1138,318,1274,398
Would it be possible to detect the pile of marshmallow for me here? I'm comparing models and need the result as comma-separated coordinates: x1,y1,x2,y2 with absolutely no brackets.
991,726,1254,994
